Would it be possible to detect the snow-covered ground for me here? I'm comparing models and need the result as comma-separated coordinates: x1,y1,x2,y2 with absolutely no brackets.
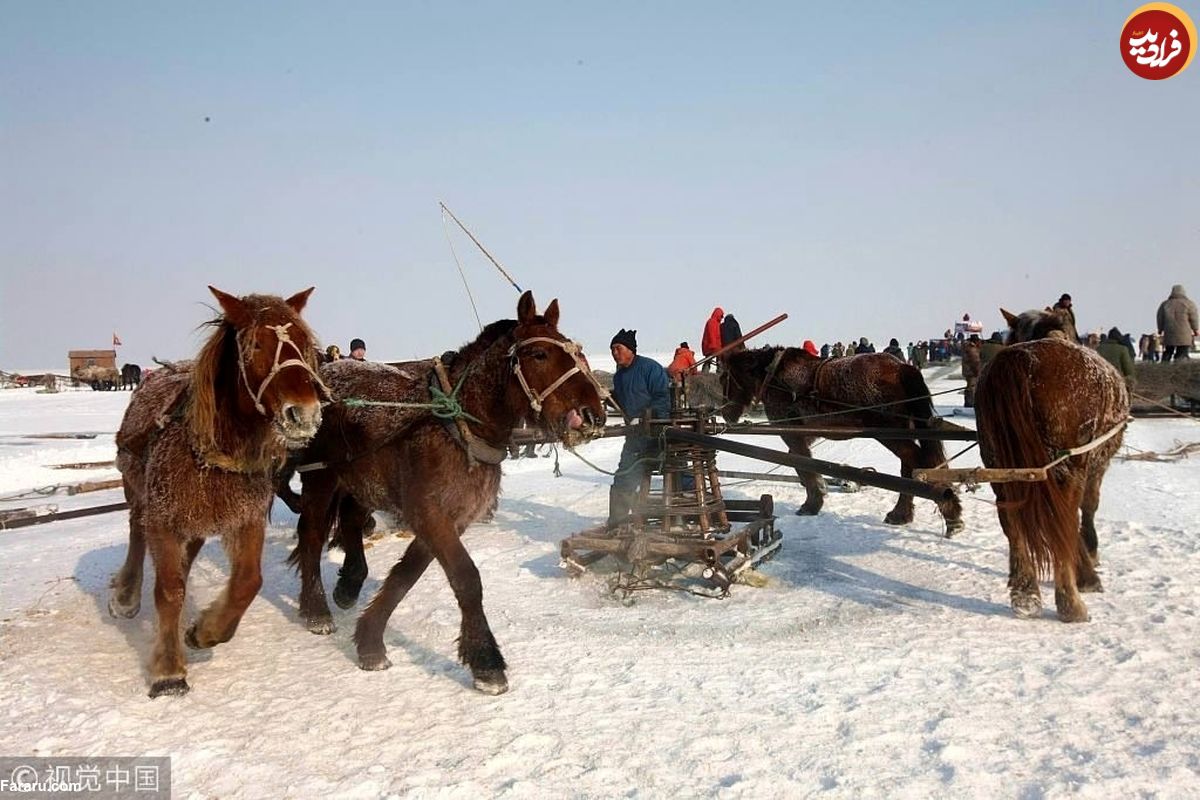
1,369,1198,799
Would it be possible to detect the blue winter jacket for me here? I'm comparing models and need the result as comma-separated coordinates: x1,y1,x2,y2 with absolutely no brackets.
612,355,671,421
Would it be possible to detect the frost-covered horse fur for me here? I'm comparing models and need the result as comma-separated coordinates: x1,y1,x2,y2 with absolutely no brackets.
290,291,606,694
108,287,327,697
722,346,963,535
976,307,1129,622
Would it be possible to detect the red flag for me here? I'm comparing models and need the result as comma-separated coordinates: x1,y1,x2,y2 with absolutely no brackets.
112,332,122,347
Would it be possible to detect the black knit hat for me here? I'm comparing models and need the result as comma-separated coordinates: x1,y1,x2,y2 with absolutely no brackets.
610,329,637,352
350,338,366,351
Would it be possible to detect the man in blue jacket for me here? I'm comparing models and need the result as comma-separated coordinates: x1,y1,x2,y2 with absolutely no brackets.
607,328,671,530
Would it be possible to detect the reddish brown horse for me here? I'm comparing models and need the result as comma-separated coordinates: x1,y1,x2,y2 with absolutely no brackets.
109,287,328,697
291,291,606,694
722,346,964,534
976,308,1128,622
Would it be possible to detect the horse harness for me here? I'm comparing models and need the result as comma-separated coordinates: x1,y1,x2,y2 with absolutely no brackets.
236,322,331,416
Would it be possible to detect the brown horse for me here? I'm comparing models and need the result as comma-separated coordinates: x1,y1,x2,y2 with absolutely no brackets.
108,287,328,697
290,291,605,694
976,307,1128,622
722,346,964,534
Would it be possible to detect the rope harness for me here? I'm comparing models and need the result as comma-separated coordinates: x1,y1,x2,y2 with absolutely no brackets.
508,335,612,416
237,322,331,416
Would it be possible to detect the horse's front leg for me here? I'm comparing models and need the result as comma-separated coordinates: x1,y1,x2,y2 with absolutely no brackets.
147,533,190,698
185,522,264,649
295,473,338,633
354,537,435,671
781,433,826,516
882,441,917,526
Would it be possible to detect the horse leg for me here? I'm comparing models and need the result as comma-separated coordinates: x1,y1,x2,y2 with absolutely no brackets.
354,537,434,671
1076,470,1105,593
109,506,147,618
882,441,917,526
186,522,265,649
435,529,508,695
1053,557,1089,623
333,496,372,609
782,433,826,516
147,534,190,697
295,473,338,634
915,437,964,537
996,486,1042,619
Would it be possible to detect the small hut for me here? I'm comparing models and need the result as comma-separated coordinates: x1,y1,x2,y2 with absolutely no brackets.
68,349,117,374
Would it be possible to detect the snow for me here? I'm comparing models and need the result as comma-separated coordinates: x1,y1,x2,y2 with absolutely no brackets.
2,372,1199,798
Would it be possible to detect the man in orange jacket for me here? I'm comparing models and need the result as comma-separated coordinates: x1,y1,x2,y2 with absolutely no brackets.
701,307,724,373
666,341,697,380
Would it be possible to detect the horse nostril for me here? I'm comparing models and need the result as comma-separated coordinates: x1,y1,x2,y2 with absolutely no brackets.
284,404,301,427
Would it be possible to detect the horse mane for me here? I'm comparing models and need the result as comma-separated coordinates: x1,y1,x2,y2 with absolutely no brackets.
444,319,519,373
187,295,320,469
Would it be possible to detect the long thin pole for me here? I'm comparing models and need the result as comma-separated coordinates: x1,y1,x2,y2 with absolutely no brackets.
694,313,788,370
438,202,523,293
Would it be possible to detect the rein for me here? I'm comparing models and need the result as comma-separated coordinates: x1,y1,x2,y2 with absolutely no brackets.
237,322,331,415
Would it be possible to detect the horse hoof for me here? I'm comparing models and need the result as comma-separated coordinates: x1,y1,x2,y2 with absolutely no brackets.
305,616,336,635
794,506,820,517
943,520,965,538
1078,576,1104,594
184,624,214,650
148,677,190,698
107,595,140,619
883,513,911,526
1056,605,1090,623
473,670,509,695
332,583,361,610
358,652,392,671
1011,593,1043,619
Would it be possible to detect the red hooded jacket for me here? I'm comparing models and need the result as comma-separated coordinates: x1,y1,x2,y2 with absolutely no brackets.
702,307,724,356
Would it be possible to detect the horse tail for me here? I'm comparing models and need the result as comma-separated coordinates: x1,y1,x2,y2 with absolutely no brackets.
899,365,947,467
975,349,1079,577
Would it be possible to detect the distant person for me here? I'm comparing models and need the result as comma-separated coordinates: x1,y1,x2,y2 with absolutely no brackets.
323,344,342,363
980,331,1005,366
1156,284,1199,362
607,328,671,530
701,307,724,372
831,341,845,358
858,336,875,354
961,334,982,408
1097,327,1136,392
913,341,928,369
1053,293,1077,330
883,338,904,359
802,340,819,357
666,341,697,380
820,343,831,359
720,313,744,352
349,338,367,361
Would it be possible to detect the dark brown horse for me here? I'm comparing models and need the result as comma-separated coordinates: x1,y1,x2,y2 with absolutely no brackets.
722,346,964,534
109,287,328,697
976,308,1128,622
291,291,606,694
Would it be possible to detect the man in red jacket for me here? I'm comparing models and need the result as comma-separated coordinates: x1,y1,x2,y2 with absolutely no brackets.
700,307,724,373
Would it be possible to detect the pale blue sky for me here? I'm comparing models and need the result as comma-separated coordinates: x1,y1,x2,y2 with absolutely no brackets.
2,1,1197,370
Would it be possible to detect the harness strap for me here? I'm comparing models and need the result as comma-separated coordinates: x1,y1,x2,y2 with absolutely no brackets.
238,322,331,415
508,336,612,416
753,349,787,406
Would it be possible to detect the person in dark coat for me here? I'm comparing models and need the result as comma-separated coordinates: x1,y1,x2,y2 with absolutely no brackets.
961,334,982,407
883,338,904,359
1157,284,1199,362
1053,293,1077,331
720,313,744,351
607,328,671,530
1097,327,1136,391
348,338,367,361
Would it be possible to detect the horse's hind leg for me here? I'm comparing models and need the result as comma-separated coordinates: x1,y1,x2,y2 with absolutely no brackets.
1054,558,1089,623
109,506,147,618
1075,470,1105,593
333,496,372,609
354,536,435,672
295,473,338,634
882,441,918,526
782,434,826,516
185,523,264,649
996,488,1042,619
148,534,190,697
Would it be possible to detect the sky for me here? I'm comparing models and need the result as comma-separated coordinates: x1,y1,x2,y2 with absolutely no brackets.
2,1,1199,371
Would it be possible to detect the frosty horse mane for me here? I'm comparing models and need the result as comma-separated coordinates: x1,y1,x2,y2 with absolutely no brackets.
290,290,607,695
108,287,327,697
721,345,963,535
976,305,1129,622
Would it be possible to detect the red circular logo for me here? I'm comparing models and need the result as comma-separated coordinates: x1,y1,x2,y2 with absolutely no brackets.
1122,3,1196,80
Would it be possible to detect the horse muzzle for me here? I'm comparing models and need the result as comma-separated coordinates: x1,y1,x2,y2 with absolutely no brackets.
278,402,323,448
558,406,605,447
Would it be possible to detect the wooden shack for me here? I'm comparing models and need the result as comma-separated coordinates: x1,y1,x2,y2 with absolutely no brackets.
68,349,117,374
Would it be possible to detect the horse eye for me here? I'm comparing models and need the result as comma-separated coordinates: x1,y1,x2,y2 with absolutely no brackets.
527,348,548,361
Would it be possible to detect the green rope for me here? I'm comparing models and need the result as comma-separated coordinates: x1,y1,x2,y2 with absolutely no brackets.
342,371,481,424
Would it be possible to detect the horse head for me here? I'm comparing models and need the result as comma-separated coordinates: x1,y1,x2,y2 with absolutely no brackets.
203,286,329,449
720,347,781,424
1000,307,1078,344
505,290,606,446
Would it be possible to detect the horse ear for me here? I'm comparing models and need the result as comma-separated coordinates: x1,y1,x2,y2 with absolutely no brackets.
210,286,252,327
544,299,560,327
285,287,315,314
517,290,536,323
1000,308,1018,327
